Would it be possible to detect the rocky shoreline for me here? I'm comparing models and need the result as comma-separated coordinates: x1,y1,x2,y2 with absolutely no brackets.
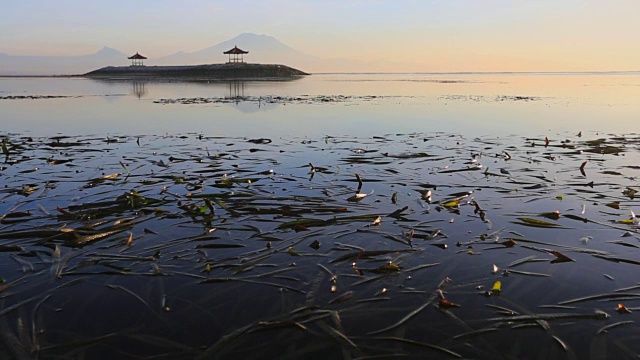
84,62,309,80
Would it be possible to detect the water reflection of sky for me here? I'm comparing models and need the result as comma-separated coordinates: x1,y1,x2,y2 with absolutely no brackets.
0,74,639,359
1,73,639,138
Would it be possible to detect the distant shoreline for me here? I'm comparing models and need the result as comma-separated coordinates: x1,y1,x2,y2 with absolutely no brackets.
317,70,640,76
2,70,639,78
0,74,83,78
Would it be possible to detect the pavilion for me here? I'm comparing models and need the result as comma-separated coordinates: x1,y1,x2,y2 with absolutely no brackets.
128,52,147,66
223,46,248,63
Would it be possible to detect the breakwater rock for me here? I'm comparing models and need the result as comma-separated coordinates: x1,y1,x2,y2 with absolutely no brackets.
84,63,309,80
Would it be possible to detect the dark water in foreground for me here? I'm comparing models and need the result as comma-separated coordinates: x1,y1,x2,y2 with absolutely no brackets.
0,74,639,359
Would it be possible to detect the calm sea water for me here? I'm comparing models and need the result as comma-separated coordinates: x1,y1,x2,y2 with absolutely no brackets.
1,73,639,359
2,73,639,138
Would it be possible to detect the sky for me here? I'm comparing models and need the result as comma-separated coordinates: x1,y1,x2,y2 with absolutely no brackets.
1,0,639,72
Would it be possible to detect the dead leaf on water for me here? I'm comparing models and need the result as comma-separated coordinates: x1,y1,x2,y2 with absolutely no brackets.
376,262,400,273
550,250,575,263
439,299,460,309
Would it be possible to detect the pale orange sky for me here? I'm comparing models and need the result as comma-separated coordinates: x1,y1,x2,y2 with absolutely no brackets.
1,0,639,72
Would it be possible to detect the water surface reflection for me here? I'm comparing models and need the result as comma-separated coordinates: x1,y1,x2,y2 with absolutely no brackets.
0,73,639,359
0,73,639,137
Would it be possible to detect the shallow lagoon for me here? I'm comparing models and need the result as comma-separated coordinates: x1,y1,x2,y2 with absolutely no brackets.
3,72,640,137
0,74,639,359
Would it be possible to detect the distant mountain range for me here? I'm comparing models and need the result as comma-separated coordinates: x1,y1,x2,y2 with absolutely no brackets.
0,46,128,75
0,33,417,75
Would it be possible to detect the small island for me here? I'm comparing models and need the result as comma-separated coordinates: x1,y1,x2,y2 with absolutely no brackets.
84,46,309,80
84,63,309,80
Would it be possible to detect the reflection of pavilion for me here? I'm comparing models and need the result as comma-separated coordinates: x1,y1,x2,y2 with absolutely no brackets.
132,81,146,99
227,81,245,104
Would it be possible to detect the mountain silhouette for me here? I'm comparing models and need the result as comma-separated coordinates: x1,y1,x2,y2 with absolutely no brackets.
0,46,129,75
156,33,316,67
157,33,404,72
0,33,418,75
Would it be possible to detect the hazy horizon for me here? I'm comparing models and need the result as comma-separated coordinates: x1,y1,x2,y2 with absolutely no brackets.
2,0,640,73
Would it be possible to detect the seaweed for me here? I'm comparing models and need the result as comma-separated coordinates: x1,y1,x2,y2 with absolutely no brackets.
0,130,638,359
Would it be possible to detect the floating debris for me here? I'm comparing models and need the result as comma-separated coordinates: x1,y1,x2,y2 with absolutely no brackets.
0,130,638,359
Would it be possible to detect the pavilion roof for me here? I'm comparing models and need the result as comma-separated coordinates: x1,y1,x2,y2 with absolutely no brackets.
223,46,248,55
128,52,147,59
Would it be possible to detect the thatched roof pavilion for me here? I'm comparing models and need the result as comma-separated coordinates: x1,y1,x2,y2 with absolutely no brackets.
223,46,248,63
